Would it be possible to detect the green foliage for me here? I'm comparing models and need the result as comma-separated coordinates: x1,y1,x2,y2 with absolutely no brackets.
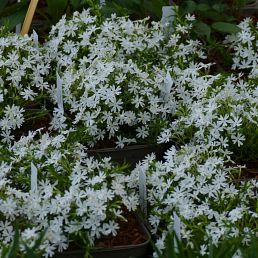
45,0,68,23
0,0,28,31
152,232,198,258
102,0,169,21
178,0,243,40
241,235,258,258
153,231,258,258
230,122,258,162
211,22,242,34
1,228,46,258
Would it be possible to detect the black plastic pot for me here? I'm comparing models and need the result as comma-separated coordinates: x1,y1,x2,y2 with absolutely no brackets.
54,217,151,258
91,220,151,258
87,144,169,168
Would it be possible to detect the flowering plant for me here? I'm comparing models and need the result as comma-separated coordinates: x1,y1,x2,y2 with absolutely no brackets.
45,10,207,148
155,18,258,161
126,17,258,257
0,6,257,258
224,17,258,79
0,131,138,257
0,30,51,145
130,143,258,257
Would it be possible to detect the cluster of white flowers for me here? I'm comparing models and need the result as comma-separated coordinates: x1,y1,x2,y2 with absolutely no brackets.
44,10,206,147
160,72,258,160
225,18,258,78
127,18,258,256
0,32,51,145
130,143,258,255
0,130,137,256
0,8,257,258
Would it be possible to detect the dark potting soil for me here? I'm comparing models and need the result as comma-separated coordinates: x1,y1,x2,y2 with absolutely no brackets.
14,112,51,140
229,160,258,180
238,160,258,179
94,210,148,248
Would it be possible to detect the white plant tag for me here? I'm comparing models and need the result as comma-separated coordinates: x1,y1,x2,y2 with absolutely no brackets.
31,162,38,193
99,0,105,6
33,30,38,47
161,6,177,34
16,0,21,34
173,211,181,252
161,6,175,25
139,166,147,218
173,212,181,239
16,24,21,34
161,71,173,101
56,72,64,114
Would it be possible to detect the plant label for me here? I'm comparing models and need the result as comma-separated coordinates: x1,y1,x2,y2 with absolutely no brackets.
161,6,176,34
173,212,181,239
33,30,38,48
99,0,105,6
56,72,64,114
139,166,147,218
173,212,181,253
31,162,37,193
16,0,21,34
161,71,173,101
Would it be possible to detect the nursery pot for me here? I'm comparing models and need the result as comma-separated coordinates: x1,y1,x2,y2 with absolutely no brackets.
91,217,150,258
54,214,151,258
87,144,168,168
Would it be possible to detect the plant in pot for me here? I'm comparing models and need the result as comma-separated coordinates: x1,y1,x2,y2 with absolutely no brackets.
124,31,258,252
44,9,208,167
171,72,258,179
153,32,258,179
0,28,52,145
0,130,150,258
130,142,258,257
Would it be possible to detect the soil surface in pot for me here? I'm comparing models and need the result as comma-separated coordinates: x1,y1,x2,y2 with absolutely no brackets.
94,209,148,248
239,160,258,179
14,110,51,140
230,160,258,180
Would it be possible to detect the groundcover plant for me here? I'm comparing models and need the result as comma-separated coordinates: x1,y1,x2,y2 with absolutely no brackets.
44,10,207,148
0,7,257,258
128,17,258,257
0,31,51,143
0,130,138,256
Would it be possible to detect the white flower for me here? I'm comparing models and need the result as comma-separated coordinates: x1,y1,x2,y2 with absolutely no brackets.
228,207,244,223
102,221,119,236
200,244,208,256
231,133,245,147
157,129,171,143
136,126,149,139
20,87,37,100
